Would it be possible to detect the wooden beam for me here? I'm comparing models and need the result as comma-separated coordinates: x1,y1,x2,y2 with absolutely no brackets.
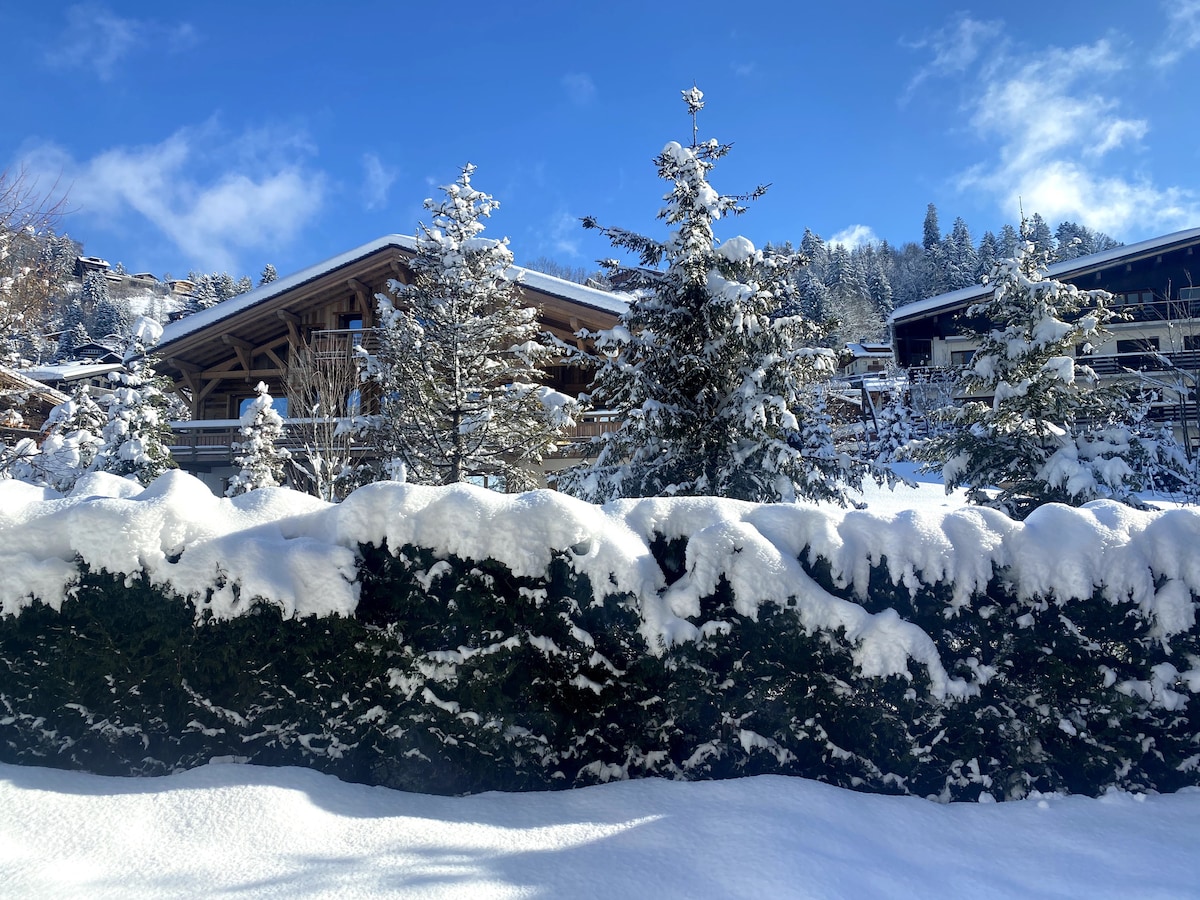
222,334,254,373
264,346,288,370
347,277,373,317
568,316,586,350
276,310,303,347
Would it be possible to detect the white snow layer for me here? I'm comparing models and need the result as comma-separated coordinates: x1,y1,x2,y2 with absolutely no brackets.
2,470,1199,694
2,761,1198,900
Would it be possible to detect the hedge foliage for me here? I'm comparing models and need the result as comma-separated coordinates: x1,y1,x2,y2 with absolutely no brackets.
2,533,1198,800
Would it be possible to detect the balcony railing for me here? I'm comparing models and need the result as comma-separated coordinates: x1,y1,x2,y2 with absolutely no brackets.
169,411,623,466
308,328,378,359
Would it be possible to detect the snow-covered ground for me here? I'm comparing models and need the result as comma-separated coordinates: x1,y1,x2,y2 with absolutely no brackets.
3,467,1199,898
3,761,1198,899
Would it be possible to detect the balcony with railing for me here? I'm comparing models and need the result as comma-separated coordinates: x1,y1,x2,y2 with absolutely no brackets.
169,411,623,466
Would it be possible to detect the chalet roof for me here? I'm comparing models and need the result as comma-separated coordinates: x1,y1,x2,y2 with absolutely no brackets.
24,362,125,383
889,225,1200,326
157,234,630,352
845,342,892,357
0,365,70,407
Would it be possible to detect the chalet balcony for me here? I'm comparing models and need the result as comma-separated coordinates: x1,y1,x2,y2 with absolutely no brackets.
168,411,622,467
308,328,378,359
1111,297,1200,324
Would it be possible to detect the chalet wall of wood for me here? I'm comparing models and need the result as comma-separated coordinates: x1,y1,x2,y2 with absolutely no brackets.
154,236,628,483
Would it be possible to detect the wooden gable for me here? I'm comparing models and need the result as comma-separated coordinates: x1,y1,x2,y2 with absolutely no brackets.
155,237,625,422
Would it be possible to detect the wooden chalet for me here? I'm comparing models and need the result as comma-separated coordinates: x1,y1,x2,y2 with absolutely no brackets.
0,365,70,445
154,235,629,491
889,226,1200,445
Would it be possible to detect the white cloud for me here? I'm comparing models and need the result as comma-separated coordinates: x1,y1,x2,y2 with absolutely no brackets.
1156,0,1200,67
829,224,878,250
540,211,583,258
902,15,1004,100
361,153,398,211
912,22,1200,237
561,73,596,105
19,124,325,272
43,3,196,81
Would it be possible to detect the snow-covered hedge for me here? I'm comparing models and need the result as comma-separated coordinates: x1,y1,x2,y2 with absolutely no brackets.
1,471,1198,799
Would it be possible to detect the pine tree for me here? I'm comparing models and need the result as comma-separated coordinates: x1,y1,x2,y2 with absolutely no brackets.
363,164,577,489
226,382,290,496
1025,213,1055,259
92,295,132,341
997,224,1021,260
213,273,238,303
191,275,219,310
32,384,107,492
911,224,1138,518
826,244,880,341
55,300,91,361
259,264,278,286
98,319,178,485
944,217,978,290
80,270,109,315
557,87,859,504
1053,221,1121,262
975,231,999,284
863,245,894,320
922,203,941,251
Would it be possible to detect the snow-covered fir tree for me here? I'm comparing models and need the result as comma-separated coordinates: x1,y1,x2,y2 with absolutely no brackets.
191,276,220,310
80,269,109,315
911,226,1141,518
362,164,577,489
28,384,108,492
226,382,290,496
98,317,178,485
868,385,916,468
943,217,978,291
92,294,131,342
557,87,860,504
259,263,278,286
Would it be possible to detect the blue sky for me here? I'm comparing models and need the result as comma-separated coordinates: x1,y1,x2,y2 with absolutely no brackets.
4,1,1199,281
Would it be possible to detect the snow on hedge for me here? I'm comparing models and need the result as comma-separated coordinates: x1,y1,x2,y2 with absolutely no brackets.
2,470,1198,694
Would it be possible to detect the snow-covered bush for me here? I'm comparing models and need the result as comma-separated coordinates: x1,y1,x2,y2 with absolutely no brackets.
2,472,1199,799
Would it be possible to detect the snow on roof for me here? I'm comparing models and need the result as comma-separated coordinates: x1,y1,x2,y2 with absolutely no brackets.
889,225,1200,325
24,362,125,382
0,365,69,405
157,235,630,350
507,265,631,315
845,342,892,357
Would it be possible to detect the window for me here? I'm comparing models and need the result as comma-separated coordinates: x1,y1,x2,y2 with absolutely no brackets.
237,395,288,418
336,316,362,352
1115,290,1156,306
1116,337,1160,371
950,349,975,366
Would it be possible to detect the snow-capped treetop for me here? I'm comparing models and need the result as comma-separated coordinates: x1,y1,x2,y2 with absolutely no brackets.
363,165,578,489
226,381,290,497
561,88,860,504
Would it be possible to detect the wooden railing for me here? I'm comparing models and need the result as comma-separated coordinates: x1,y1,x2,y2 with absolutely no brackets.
169,411,623,465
